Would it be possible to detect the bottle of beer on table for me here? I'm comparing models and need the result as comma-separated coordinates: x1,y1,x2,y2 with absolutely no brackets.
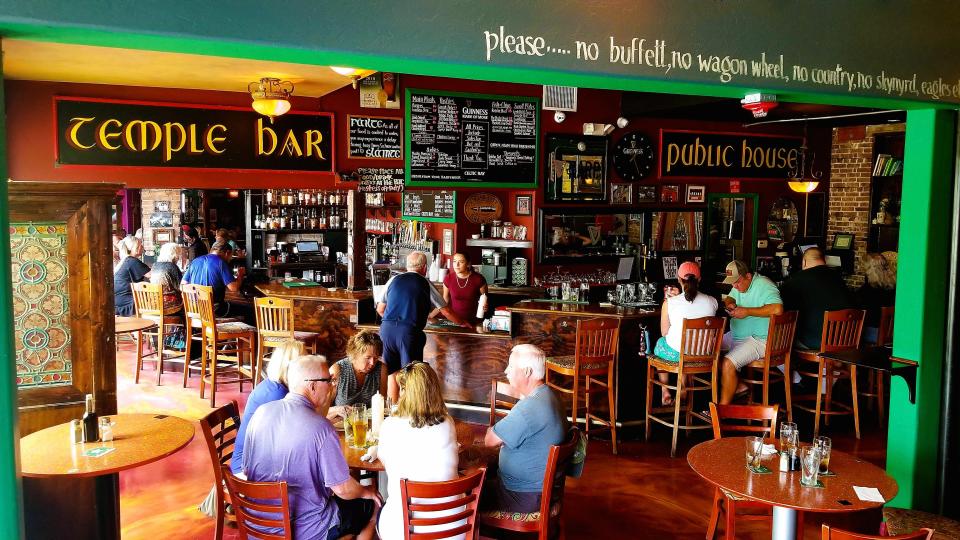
82,393,99,443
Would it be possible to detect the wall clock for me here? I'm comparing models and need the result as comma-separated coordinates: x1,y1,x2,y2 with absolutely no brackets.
613,132,655,181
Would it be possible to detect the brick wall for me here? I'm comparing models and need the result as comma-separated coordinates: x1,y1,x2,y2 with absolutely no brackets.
827,123,905,288
140,189,181,258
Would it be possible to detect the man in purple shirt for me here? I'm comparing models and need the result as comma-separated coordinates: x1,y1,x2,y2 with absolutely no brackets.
243,355,381,540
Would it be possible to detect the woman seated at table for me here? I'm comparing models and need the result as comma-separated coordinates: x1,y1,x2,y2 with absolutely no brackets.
327,330,388,419
431,252,488,324
653,261,719,405
150,242,184,315
114,235,151,316
231,340,303,476
855,252,897,345
377,361,462,540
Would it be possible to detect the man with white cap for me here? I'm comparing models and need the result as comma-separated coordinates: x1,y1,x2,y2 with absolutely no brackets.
719,260,783,405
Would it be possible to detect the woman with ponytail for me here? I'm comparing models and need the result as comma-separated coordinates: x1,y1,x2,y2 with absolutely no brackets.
652,261,719,405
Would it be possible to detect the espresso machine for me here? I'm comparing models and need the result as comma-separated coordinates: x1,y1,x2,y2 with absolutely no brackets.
479,248,508,285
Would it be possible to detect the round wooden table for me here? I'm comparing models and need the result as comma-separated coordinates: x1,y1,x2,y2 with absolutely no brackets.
114,316,157,335
688,437,898,540
338,420,493,472
20,414,195,539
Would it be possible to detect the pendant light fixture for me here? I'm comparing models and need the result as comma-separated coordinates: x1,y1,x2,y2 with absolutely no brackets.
330,66,377,88
248,77,294,122
787,123,823,193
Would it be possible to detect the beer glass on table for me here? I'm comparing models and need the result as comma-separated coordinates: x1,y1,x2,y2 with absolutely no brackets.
815,436,832,474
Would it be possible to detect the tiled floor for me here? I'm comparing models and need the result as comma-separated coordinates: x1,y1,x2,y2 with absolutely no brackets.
115,341,890,539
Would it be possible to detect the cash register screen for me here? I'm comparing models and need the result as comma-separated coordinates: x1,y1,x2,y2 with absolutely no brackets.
296,241,320,253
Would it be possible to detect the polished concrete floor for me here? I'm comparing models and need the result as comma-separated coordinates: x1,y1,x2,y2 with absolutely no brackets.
115,341,890,539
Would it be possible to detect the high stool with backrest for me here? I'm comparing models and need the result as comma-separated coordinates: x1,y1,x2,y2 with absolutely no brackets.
544,318,620,453
181,285,242,388
254,296,319,384
792,308,866,438
131,282,185,385
645,316,725,457
705,402,802,540
479,427,580,540
185,284,257,407
200,400,241,540
860,305,894,423
821,523,934,540
489,379,520,426
222,466,293,540
741,310,799,422
399,468,486,540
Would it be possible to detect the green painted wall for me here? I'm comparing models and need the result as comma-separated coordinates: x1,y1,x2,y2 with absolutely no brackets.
0,53,25,538
886,109,956,509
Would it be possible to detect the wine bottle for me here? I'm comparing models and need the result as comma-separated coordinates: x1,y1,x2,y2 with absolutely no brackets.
82,394,99,443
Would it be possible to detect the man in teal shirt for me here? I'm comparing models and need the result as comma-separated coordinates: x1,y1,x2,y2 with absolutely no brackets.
719,260,783,404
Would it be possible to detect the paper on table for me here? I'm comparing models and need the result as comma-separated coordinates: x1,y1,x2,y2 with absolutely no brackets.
853,486,886,503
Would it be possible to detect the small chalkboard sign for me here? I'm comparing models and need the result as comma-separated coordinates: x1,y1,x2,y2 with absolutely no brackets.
348,115,402,160
357,168,404,192
402,190,456,223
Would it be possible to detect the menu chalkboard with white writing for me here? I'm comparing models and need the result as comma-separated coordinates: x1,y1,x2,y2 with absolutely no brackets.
357,168,404,192
348,115,402,160
405,89,539,188
402,190,456,223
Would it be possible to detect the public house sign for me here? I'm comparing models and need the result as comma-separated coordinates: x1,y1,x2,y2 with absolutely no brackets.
55,97,335,172
659,130,802,179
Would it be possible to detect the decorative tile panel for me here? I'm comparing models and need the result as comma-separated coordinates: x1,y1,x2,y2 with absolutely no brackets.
10,223,72,388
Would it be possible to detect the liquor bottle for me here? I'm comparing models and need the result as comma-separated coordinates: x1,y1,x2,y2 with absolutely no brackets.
266,189,273,205
82,394,99,443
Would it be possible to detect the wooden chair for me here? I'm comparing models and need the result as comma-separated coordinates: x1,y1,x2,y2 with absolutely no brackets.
706,402,793,540
181,284,242,388
399,467,486,540
184,284,257,407
645,316,725,457
793,309,866,438
254,296,319,384
821,523,933,540
222,466,293,540
479,427,580,540
131,282,185,385
488,379,520,426
741,311,798,422
199,400,241,540
545,318,620,453
860,305,894,422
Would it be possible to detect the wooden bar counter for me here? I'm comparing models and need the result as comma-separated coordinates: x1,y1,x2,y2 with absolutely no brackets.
508,300,660,422
358,322,514,406
255,282,376,361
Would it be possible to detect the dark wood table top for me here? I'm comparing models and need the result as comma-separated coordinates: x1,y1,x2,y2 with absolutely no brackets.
688,437,898,513
509,300,659,319
255,282,372,302
114,316,156,334
357,322,512,340
818,346,918,404
20,414,195,478
338,420,492,472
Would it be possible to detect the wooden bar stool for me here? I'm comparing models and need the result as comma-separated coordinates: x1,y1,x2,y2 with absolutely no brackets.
645,316,725,457
741,310,798,422
131,282,185,385
254,296,319,384
181,284,241,388
860,305,894,422
183,284,257,407
792,308,866,438
545,318,620,454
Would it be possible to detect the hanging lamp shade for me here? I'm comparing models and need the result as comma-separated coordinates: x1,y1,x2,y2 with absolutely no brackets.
248,77,294,122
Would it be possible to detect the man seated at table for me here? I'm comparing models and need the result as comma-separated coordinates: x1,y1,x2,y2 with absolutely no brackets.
780,247,854,349
719,260,784,405
243,355,381,540
181,241,244,317
482,344,568,513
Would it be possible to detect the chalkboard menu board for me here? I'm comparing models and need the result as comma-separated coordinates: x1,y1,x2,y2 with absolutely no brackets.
402,190,456,223
405,89,539,188
357,168,404,192
348,115,402,159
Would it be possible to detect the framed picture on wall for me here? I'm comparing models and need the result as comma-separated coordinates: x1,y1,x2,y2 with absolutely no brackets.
442,228,454,255
660,184,680,203
515,195,532,216
686,185,706,204
635,185,657,203
153,229,173,245
610,183,633,204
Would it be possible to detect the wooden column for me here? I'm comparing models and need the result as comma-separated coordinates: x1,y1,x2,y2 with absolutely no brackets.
347,189,367,290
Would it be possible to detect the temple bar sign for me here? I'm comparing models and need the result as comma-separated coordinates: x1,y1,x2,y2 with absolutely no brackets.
54,97,335,172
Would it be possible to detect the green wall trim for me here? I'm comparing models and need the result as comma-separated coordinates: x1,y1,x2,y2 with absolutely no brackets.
886,108,957,509
0,52,26,538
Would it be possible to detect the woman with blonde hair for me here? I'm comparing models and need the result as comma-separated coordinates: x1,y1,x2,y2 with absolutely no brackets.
376,361,462,540
856,252,897,344
150,242,184,315
231,339,304,476
114,235,150,316
327,330,388,419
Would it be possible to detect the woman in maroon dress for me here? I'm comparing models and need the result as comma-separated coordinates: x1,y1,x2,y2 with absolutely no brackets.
434,252,488,324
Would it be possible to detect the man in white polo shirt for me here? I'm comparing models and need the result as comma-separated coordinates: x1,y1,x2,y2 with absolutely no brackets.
719,260,783,404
